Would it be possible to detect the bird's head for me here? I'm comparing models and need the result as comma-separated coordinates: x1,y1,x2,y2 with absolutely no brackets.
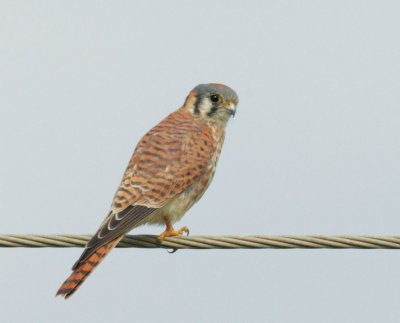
182,83,239,127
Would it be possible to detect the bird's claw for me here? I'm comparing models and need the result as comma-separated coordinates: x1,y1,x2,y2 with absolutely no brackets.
157,225,189,241
158,224,189,254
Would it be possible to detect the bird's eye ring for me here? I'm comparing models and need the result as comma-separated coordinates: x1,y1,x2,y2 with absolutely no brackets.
210,94,221,103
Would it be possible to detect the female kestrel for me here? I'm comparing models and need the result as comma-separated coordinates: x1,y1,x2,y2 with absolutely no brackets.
56,83,239,298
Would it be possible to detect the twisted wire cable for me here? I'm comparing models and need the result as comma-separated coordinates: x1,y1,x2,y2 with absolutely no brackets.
1,234,400,249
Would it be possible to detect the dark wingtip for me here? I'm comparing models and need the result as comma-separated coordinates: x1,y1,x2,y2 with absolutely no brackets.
71,247,93,270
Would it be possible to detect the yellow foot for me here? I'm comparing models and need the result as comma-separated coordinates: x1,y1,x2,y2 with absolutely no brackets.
158,226,189,241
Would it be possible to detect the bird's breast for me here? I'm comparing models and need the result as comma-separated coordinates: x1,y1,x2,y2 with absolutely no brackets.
162,126,225,224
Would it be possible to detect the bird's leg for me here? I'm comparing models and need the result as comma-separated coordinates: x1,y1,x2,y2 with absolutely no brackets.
158,218,189,241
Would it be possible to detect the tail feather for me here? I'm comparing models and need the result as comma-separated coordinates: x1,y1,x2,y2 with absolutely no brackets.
56,236,123,299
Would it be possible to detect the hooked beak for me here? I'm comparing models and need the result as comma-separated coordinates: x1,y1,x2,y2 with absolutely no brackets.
225,103,236,117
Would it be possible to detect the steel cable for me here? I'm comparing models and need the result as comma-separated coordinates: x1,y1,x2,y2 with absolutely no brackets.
1,234,400,249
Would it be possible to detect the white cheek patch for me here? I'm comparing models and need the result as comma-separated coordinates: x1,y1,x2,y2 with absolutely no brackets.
199,99,212,116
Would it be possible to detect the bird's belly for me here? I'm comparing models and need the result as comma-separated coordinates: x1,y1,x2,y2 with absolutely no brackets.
144,177,212,225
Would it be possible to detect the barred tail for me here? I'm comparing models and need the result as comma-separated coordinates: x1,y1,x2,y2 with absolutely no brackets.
56,236,122,299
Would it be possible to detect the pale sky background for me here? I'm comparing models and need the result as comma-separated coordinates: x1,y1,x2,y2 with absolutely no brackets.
1,1,399,322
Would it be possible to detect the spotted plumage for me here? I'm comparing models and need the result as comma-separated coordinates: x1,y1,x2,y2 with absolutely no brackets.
56,83,239,298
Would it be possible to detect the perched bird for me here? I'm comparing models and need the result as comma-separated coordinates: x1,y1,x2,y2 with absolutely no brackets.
56,83,238,298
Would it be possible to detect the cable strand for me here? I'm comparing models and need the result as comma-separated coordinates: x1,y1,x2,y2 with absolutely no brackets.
1,234,400,249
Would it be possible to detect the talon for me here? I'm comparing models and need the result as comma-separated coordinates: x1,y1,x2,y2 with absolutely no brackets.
177,226,189,236
186,228,190,236
157,220,189,241
167,248,178,254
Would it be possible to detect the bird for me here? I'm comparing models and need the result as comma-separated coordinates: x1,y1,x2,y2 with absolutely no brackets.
56,83,239,298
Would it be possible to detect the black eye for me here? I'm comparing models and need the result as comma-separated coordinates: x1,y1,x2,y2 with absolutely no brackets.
210,94,221,103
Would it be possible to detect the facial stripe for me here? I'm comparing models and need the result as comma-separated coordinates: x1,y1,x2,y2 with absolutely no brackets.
207,106,218,117
193,95,201,114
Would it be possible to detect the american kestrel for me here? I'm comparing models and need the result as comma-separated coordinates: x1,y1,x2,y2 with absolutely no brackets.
56,83,238,298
